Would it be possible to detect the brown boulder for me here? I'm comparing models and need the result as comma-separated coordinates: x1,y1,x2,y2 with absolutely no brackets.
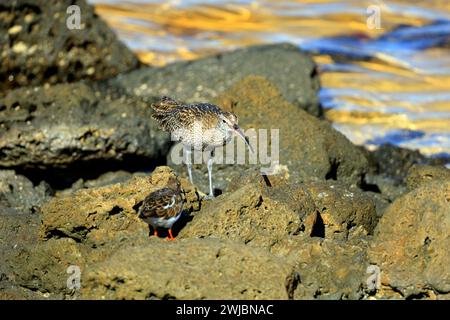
181,171,377,245
406,164,450,190
179,182,307,248
82,238,298,300
272,237,370,299
369,181,450,298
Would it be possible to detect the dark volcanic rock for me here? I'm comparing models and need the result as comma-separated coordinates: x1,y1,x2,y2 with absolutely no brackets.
179,182,307,248
0,170,53,298
0,0,139,92
31,165,377,300
0,81,170,186
0,170,52,214
66,170,141,194
5,237,84,297
360,144,448,217
0,211,44,298
364,144,445,184
369,181,450,299
109,43,322,116
302,181,377,239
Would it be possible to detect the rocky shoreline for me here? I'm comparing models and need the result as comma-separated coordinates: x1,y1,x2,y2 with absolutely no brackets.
1,0,449,300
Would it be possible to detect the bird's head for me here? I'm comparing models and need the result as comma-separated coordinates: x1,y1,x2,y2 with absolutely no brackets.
218,112,254,153
167,175,182,191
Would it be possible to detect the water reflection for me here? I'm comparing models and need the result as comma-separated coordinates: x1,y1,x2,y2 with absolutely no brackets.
90,0,450,158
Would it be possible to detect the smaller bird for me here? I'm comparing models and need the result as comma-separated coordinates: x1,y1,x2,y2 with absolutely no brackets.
138,176,185,240
150,96,253,199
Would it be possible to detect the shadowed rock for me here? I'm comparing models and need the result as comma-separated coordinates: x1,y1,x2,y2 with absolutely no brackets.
0,170,54,298
0,82,170,187
0,0,139,92
0,170,52,215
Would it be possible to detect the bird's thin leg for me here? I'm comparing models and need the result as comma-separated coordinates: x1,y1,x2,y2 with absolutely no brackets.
167,229,175,241
205,149,215,199
184,147,193,184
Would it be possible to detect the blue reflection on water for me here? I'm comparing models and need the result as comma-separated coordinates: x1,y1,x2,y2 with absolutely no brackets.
367,129,426,145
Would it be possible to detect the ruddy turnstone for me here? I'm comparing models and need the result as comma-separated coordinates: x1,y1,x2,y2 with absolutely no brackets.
138,176,185,240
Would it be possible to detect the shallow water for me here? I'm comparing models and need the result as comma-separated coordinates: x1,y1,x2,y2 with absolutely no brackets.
90,0,450,158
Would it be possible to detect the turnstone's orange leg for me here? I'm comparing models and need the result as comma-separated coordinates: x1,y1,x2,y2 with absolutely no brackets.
153,229,158,237
167,229,175,241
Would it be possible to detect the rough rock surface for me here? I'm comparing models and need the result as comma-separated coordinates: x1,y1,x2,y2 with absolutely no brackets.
0,0,138,92
1,167,201,298
168,76,368,194
0,81,170,186
179,182,307,248
4,163,446,300
364,144,446,184
180,174,377,245
0,170,54,298
109,43,321,116
5,238,84,296
302,181,377,239
0,170,52,214
272,237,371,300
82,238,298,300
66,170,144,195
406,164,450,190
369,181,450,298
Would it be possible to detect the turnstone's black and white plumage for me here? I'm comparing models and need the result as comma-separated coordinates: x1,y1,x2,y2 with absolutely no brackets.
138,176,185,240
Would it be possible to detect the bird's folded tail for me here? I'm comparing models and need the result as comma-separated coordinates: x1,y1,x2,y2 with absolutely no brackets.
150,96,181,113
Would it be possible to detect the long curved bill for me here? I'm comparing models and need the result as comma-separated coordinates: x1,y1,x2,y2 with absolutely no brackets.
233,124,254,154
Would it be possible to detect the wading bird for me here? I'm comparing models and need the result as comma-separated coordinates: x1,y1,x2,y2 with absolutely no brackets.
150,96,253,199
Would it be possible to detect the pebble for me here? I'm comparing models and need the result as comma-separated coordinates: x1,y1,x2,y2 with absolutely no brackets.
12,41,28,54
24,14,34,23
8,25,22,35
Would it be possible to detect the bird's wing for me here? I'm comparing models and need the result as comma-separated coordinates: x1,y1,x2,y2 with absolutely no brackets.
139,188,183,219
152,101,222,133
151,96,184,131
150,96,181,112
180,103,221,127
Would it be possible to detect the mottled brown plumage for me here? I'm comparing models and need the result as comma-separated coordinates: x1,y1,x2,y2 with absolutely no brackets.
138,176,185,240
150,96,253,199
151,96,239,150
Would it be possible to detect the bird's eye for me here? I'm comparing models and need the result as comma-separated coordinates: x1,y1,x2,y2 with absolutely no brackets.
222,119,226,123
